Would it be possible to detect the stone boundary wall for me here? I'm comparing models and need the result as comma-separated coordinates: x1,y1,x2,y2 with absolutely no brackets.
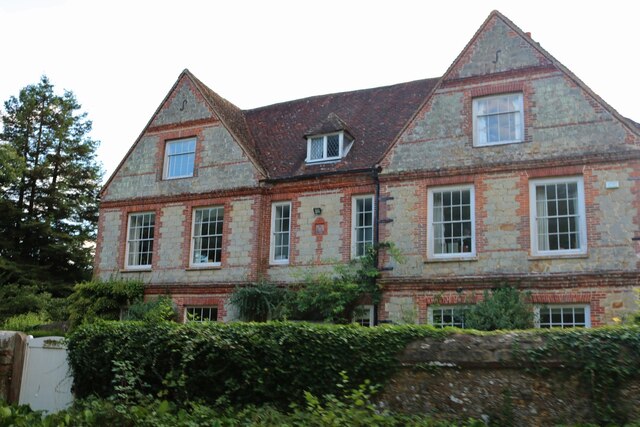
0,331,26,403
379,333,640,426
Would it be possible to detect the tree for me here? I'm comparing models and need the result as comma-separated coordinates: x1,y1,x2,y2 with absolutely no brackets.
0,76,102,293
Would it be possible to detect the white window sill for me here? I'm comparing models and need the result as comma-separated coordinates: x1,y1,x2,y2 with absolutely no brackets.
269,261,290,266
528,253,588,261
424,256,478,263
120,268,152,273
305,159,341,165
474,139,524,147
186,265,222,271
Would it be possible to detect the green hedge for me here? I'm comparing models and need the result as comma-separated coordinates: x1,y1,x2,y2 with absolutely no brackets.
67,321,444,407
67,322,640,422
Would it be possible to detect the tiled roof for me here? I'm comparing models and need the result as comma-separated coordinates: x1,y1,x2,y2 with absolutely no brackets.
187,72,267,177
243,78,439,179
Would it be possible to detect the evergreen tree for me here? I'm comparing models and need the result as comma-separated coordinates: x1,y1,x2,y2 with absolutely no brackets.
0,76,102,293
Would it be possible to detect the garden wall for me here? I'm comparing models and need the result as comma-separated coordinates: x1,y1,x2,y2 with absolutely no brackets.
0,331,26,403
379,333,640,426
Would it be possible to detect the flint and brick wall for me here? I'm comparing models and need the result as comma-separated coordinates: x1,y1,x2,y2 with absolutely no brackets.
379,333,640,426
95,13,640,324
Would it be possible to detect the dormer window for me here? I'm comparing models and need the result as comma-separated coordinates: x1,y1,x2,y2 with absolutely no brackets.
306,132,353,163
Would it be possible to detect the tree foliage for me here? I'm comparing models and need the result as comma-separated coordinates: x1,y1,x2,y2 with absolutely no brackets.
0,76,102,292
67,279,145,329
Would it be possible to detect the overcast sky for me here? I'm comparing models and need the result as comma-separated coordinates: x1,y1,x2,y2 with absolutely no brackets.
1,0,638,182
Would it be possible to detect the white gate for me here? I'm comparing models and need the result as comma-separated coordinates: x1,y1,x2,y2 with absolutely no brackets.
18,336,73,413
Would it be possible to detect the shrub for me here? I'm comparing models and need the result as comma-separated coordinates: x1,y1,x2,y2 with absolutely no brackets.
230,282,292,321
2,312,48,332
0,284,51,323
123,296,177,322
464,286,533,330
67,321,443,407
67,279,144,329
287,243,400,323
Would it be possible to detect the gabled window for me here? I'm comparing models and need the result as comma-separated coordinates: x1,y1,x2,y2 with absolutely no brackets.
529,177,587,255
164,137,196,179
270,202,291,264
473,93,524,146
306,132,353,163
191,207,224,267
126,212,155,269
352,195,374,258
427,185,475,259
535,304,590,328
185,306,218,323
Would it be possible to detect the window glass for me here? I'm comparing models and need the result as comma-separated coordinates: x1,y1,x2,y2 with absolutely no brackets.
531,178,585,254
353,196,374,257
127,213,155,267
475,93,523,145
431,187,473,256
537,305,589,328
272,202,291,263
165,138,196,178
192,207,224,265
185,306,218,322
430,306,468,328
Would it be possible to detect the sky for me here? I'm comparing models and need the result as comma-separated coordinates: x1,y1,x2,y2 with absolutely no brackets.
1,0,639,183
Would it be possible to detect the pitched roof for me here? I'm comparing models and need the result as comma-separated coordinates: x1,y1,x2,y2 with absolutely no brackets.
243,78,439,179
186,71,268,177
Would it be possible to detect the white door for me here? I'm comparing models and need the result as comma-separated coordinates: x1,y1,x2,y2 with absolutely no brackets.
18,336,73,413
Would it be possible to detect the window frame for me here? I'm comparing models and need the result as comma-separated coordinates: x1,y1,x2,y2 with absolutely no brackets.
472,93,524,147
351,195,375,258
184,306,218,323
353,305,375,327
125,212,156,270
529,177,587,256
428,305,470,328
306,132,347,163
163,137,197,179
189,206,224,268
535,304,590,328
427,184,476,260
270,201,292,265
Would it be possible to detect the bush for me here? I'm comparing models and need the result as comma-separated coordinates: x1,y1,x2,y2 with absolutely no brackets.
230,282,292,321
464,286,533,330
123,296,177,322
0,396,482,427
67,279,144,329
67,321,444,407
2,312,48,332
0,284,51,323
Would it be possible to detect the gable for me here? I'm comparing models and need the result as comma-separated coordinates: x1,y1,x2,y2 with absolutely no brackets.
150,78,214,127
101,72,263,202
380,11,640,176
447,14,551,80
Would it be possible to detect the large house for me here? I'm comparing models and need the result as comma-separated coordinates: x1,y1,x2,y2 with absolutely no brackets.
95,11,640,327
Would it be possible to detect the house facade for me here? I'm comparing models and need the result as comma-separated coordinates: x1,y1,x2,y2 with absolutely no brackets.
95,11,640,327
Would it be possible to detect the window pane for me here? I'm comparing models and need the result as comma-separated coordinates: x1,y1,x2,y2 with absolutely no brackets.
127,213,155,267
327,134,340,157
192,207,224,264
431,188,472,255
475,94,523,144
354,196,374,257
534,181,582,253
166,139,196,178
272,203,291,261
310,138,323,160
